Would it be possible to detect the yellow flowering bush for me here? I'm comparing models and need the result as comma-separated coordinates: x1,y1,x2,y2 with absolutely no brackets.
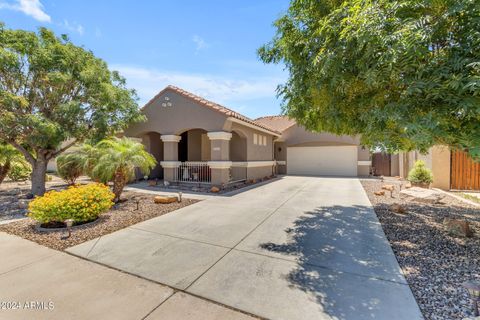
28,183,114,224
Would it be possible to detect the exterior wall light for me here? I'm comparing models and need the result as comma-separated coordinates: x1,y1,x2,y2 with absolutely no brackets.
463,281,480,316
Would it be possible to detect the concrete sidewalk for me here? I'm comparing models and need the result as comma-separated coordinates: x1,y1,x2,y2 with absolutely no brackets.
0,232,255,320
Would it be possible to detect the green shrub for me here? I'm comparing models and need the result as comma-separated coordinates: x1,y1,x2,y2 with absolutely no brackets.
408,160,433,185
57,154,83,185
28,183,114,224
8,161,31,181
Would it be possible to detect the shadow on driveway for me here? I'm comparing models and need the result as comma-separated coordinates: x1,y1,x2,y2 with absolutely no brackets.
260,204,423,320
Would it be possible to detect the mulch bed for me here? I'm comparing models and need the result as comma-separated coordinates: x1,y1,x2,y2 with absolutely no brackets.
0,191,198,251
361,178,480,320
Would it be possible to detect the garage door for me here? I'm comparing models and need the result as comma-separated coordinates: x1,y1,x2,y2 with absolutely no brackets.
287,146,358,176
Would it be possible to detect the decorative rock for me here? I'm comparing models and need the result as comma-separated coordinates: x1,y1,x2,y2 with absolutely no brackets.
390,203,406,214
153,196,177,204
443,218,472,237
148,180,157,186
374,190,385,196
382,184,395,197
17,200,29,210
382,184,395,191
400,187,445,204
405,182,412,189
210,186,220,193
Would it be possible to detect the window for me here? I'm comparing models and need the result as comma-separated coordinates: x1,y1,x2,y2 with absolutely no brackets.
254,133,268,146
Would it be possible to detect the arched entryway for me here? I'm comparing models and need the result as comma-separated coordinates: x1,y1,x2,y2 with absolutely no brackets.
177,129,210,162
230,131,247,161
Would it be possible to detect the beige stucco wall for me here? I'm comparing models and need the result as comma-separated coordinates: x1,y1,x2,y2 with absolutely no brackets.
281,125,360,146
390,154,400,176
226,122,274,161
124,90,228,137
246,166,274,180
276,124,370,176
231,166,247,181
397,146,451,190
431,145,451,189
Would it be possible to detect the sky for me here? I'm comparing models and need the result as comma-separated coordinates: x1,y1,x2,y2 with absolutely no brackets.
0,0,290,119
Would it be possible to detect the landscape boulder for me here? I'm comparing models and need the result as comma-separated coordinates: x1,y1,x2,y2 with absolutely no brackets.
400,187,445,204
390,203,406,214
443,218,472,237
382,184,395,197
382,184,395,191
210,186,220,193
153,196,177,204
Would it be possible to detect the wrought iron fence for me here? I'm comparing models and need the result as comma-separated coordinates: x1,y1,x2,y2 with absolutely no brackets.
174,162,211,183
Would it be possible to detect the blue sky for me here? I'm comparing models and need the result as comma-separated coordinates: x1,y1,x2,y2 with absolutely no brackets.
0,0,289,118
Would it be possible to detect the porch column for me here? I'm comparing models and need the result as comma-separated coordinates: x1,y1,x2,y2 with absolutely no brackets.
207,131,232,185
160,135,181,182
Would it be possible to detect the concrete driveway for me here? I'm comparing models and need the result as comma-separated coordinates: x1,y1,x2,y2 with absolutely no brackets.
68,176,423,320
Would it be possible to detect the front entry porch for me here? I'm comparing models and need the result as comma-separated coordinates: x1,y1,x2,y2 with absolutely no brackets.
160,130,247,186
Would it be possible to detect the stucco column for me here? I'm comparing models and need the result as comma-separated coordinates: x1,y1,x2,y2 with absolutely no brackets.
160,135,181,182
207,132,232,185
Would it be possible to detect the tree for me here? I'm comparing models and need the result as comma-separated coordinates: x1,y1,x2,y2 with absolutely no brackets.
259,0,480,158
0,143,25,184
0,24,144,195
72,137,156,202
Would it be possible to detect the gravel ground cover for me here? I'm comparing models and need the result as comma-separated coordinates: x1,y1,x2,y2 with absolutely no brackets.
0,191,198,250
361,178,480,320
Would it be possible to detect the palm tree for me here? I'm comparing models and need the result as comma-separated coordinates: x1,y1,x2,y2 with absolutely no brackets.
74,137,156,202
0,143,27,185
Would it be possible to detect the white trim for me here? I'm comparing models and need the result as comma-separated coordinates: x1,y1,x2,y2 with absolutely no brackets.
160,161,181,168
160,135,181,143
276,161,286,165
357,160,372,166
231,161,276,168
226,117,280,137
207,131,232,141
207,161,233,169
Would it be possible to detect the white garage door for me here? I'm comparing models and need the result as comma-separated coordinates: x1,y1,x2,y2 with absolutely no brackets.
287,146,358,176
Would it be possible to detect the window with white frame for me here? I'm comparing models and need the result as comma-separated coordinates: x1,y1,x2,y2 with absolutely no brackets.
253,133,268,146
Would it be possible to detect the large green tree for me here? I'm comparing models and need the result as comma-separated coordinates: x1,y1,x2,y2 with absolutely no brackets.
0,24,144,195
259,0,480,158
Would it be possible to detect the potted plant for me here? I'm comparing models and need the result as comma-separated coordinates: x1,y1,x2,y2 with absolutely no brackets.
407,160,433,188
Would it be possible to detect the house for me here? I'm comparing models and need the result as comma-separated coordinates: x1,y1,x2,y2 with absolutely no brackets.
123,85,371,186
392,146,480,191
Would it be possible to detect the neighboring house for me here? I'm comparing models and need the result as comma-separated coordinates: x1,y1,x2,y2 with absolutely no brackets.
393,146,480,191
123,85,371,186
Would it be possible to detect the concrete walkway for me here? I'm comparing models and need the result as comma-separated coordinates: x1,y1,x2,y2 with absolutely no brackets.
0,233,255,320
68,176,423,320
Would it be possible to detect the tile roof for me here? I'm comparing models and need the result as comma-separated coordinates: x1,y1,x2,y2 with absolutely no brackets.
143,85,281,135
254,115,297,133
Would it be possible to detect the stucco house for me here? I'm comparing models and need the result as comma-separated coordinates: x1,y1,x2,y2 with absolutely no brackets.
123,85,371,186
